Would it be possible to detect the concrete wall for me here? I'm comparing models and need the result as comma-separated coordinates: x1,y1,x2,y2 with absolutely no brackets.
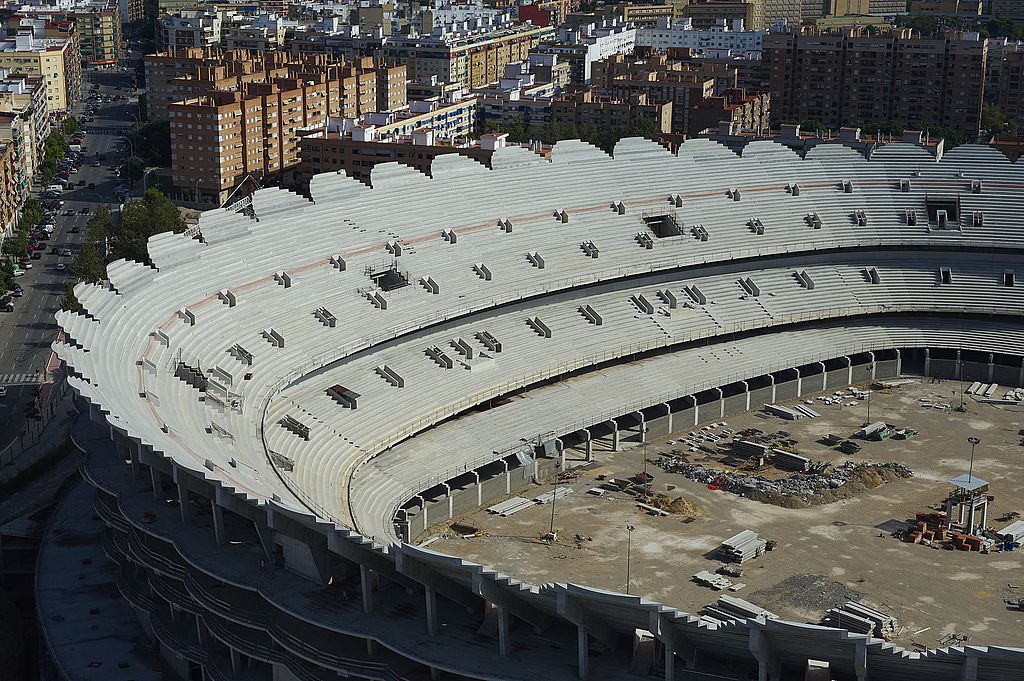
647,413,671,438
825,367,850,390
774,378,799,402
850,362,873,384
722,393,747,417
992,363,1022,386
749,385,774,408
876,358,899,380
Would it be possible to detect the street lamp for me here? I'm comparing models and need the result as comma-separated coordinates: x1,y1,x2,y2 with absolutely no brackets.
625,524,636,595
967,436,980,483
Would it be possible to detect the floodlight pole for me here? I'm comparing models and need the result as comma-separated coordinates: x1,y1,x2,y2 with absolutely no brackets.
625,524,636,595
967,436,980,483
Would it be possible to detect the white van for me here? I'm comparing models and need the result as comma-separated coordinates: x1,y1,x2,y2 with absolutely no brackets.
45,184,63,193
69,144,82,152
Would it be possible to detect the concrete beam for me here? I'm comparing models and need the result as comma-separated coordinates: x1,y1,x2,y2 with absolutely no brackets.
472,572,552,631
749,627,779,681
395,551,479,611
497,605,511,659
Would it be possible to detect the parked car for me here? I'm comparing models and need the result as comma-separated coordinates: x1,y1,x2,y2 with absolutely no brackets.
0,299,12,313
60,248,73,256
86,183,95,191
55,262,66,271
79,207,89,214
70,225,80,233
92,160,101,167
30,251,40,260
50,245,60,254
11,269,24,277
65,209,75,216
19,260,32,269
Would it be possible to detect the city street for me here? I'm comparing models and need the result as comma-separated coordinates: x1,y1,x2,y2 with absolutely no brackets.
0,65,139,453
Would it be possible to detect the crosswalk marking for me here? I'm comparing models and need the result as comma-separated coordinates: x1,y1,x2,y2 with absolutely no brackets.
0,373,43,385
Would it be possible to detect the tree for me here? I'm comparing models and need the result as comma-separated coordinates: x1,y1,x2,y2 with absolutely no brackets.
86,205,113,243
60,117,78,135
71,242,107,283
981,104,1009,136
107,188,185,264
2,233,27,259
0,259,13,293
130,121,171,166
58,284,81,312
120,156,145,186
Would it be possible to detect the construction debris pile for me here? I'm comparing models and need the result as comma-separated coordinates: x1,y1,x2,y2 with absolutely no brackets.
822,601,897,638
718,530,770,564
656,457,913,508
895,512,994,552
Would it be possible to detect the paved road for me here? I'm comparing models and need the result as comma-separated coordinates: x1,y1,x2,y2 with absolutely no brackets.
0,66,139,452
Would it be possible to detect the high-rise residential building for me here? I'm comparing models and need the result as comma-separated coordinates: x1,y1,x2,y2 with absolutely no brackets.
0,28,80,114
380,22,553,89
157,7,223,50
9,0,123,67
121,0,143,22
0,71,49,201
531,18,637,82
685,0,762,30
166,54,407,204
0,140,19,235
867,0,910,13
991,0,1024,19
763,27,986,137
996,50,1024,133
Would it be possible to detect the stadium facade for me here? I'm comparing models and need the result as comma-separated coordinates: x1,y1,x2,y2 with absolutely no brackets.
44,137,1024,681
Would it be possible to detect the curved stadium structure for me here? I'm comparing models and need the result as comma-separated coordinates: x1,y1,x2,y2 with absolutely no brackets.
48,138,1024,681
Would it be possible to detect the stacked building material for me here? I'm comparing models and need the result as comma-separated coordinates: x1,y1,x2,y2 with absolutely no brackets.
732,439,771,458
718,530,768,563
693,570,732,590
704,594,778,623
764,404,801,420
822,602,896,637
772,449,809,471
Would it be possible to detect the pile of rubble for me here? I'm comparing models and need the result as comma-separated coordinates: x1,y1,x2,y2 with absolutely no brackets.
657,458,913,508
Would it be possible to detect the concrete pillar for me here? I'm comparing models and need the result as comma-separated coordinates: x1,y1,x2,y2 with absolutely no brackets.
556,438,565,468
715,387,724,418
150,467,161,501
662,403,672,434
425,585,438,636
924,348,931,376
415,495,427,535
230,647,242,673
497,604,511,659
844,355,853,385
473,471,481,506
895,348,902,377
968,502,976,535
211,499,226,546
867,351,876,380
88,400,99,422
749,628,779,681
741,382,750,412
177,481,193,522
430,667,441,681
130,442,142,479
610,420,620,451
988,353,995,382
664,635,675,681
444,483,453,520
795,369,803,398
691,395,699,426
981,498,988,529
961,651,978,681
819,361,827,391
366,638,377,656
769,374,777,404
634,412,646,443
577,625,589,680
583,429,593,462
854,638,867,681
360,564,375,614
502,460,510,494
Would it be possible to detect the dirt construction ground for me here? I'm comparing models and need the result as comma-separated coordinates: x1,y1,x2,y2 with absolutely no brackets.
429,378,1024,650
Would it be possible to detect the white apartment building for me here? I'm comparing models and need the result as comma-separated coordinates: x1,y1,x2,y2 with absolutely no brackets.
636,17,765,52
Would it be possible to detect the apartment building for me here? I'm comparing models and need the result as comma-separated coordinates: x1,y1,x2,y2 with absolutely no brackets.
996,51,1024,133
604,3,682,26
530,18,636,83
122,0,143,22
0,72,49,199
908,0,982,14
992,0,1024,20
168,57,408,204
10,1,123,66
381,22,553,88
0,30,79,114
684,0,761,30
688,86,770,134
763,27,987,137
550,89,673,132
296,126,500,185
637,17,764,51
157,8,223,50
0,141,19,236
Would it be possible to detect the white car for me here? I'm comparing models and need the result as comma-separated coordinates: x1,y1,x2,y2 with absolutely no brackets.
0,386,7,398
12,269,24,277
56,262,66,271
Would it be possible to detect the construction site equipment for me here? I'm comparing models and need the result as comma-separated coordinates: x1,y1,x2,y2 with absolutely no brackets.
840,440,862,454
855,422,888,439
892,428,918,440
718,530,768,563
822,434,843,446
822,602,896,637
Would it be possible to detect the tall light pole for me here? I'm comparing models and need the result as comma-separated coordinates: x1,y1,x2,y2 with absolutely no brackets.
967,436,980,483
625,524,636,595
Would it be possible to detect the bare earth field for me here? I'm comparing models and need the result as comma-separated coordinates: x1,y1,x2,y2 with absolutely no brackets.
429,378,1024,649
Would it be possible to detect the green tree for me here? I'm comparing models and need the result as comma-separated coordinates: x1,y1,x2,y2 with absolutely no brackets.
1,233,27,259
981,104,1009,136
60,117,78,135
71,242,107,283
86,205,113,243
120,156,145,186
0,259,13,293
58,284,81,312
130,121,171,166
108,188,185,264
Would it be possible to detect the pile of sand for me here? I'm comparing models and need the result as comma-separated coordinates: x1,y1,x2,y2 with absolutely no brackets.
649,493,704,516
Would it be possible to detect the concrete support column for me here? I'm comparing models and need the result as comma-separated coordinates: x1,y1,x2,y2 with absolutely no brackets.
895,348,902,377
961,651,978,681
177,481,192,522
988,353,995,382
634,412,646,443
844,356,853,385
473,471,481,506
691,395,699,426
795,369,803,398
211,499,226,546
443,483,452,520
855,638,867,681
425,585,439,637
610,420,620,451
88,400,99,422
360,564,375,614
715,387,724,418
556,438,565,468
749,628,779,681
366,638,377,656
583,429,593,462
924,348,931,376
130,442,142,479
819,361,827,391
662,403,672,434
149,467,161,501
868,351,876,380
502,460,510,494
663,635,675,681
230,647,242,673
769,375,777,404
417,495,428,536
577,625,589,680
497,604,511,659
741,381,750,412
